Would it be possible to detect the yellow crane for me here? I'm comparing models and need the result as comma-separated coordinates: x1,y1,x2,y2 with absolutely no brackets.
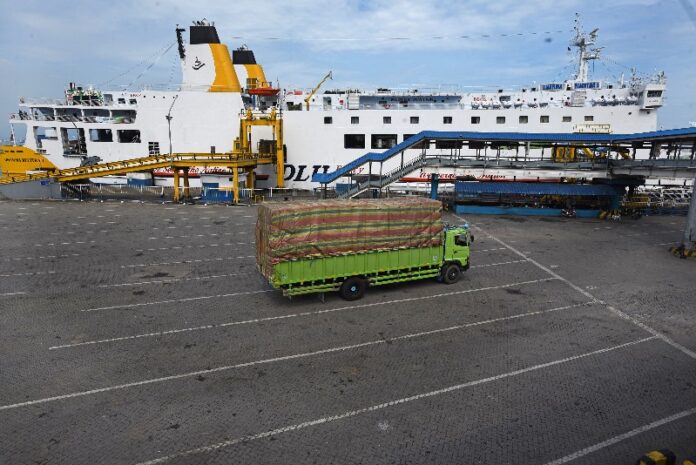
305,71,332,111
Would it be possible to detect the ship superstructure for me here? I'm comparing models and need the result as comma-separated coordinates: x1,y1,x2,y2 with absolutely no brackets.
5,17,667,189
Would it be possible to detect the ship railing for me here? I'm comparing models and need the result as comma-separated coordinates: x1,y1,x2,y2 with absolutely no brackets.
19,97,66,106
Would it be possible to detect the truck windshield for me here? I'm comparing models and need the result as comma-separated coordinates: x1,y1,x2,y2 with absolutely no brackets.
455,234,468,246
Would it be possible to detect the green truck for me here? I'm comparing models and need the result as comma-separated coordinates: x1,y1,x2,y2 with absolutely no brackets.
256,198,472,300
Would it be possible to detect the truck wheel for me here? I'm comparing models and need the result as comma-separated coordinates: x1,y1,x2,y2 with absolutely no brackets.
340,277,366,301
442,264,461,284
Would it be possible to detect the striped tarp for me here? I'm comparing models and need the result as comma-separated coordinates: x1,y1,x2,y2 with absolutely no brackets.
256,198,443,277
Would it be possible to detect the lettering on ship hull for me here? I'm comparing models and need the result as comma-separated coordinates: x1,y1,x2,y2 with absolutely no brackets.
283,164,331,182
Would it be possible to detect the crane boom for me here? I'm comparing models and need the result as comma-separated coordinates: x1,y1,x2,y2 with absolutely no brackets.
304,71,332,111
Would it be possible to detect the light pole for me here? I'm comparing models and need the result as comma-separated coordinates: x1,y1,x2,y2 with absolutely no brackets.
166,94,179,157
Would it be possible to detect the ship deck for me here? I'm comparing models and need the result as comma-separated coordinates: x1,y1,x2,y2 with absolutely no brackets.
1,199,695,464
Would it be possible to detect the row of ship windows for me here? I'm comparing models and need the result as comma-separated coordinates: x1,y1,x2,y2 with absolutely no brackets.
325,115,597,125
345,134,463,149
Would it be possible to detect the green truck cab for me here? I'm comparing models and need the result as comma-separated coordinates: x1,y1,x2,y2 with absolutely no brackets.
439,224,474,283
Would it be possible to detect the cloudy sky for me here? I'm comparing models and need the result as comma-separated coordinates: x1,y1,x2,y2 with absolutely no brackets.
0,0,694,140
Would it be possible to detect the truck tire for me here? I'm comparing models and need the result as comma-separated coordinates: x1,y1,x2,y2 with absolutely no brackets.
340,277,366,301
442,264,461,284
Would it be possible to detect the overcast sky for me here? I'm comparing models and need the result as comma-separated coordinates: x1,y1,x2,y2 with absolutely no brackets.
1,0,695,141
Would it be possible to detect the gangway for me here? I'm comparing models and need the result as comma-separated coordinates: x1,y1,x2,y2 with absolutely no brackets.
313,128,696,198
313,128,696,253
0,108,285,203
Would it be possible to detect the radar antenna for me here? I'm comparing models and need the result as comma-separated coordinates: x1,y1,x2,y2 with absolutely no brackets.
571,13,602,82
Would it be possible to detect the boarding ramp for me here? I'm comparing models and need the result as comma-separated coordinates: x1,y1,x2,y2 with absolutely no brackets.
313,128,696,253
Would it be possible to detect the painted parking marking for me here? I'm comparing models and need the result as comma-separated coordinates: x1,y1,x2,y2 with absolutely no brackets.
98,272,246,288
121,255,255,268
471,260,527,268
81,289,273,312
0,270,56,278
147,232,235,240
133,337,657,465
55,282,581,350
475,247,508,253
8,300,622,411
34,240,97,247
0,291,27,297
456,215,696,361
1,253,79,262
543,406,696,465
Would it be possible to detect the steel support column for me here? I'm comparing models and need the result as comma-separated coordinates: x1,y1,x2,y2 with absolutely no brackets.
173,169,180,202
233,167,239,204
182,169,190,200
430,173,439,200
681,177,696,250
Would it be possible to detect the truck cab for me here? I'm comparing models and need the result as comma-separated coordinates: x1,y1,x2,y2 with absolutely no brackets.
441,225,473,284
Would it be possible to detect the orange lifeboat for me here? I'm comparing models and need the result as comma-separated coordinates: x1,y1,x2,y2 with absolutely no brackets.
248,87,280,96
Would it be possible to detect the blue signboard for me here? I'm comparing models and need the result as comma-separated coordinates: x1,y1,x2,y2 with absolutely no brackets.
541,83,563,90
574,82,600,89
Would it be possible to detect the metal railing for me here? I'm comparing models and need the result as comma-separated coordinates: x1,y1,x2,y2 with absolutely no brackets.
338,154,426,199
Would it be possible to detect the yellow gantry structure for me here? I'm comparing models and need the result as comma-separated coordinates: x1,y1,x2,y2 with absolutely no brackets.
0,108,285,204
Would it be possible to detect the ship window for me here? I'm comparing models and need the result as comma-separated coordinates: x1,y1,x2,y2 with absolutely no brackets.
103,94,113,104
410,116,419,124
443,116,453,124
324,116,332,124
344,134,365,149
351,116,359,125
519,115,528,124
383,116,391,124
118,130,141,143
148,141,160,155
471,116,480,124
540,115,550,123
562,116,572,122
496,116,505,124
371,134,397,149
129,99,137,105
89,128,113,142
647,90,662,98
584,115,594,122
403,134,415,141
435,140,462,149
117,98,126,104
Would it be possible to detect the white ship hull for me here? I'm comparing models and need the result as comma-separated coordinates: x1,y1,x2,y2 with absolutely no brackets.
6,18,667,189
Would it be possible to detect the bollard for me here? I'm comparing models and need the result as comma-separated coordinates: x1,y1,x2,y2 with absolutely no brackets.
637,449,676,465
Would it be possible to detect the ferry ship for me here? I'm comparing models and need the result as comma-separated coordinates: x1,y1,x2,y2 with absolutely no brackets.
2,17,667,189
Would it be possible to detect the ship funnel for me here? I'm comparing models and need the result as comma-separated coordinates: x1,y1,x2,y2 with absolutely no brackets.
179,20,241,92
232,46,270,91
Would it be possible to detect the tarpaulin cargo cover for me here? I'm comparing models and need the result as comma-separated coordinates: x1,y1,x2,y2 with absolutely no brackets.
256,198,443,279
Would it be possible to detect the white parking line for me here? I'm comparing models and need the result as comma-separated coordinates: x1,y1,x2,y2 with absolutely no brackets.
475,247,508,253
98,272,246,288
471,260,527,268
0,270,56,278
53,281,576,350
0,291,27,297
35,240,97,247
134,243,251,252
1,253,79,262
81,289,273,312
456,215,696,361
133,336,657,465
121,255,255,268
6,301,628,412
543,405,696,464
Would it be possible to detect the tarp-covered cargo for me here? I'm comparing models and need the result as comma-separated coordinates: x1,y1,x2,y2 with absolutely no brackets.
256,198,443,279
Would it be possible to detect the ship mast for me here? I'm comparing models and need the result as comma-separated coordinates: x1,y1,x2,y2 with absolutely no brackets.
572,13,602,83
